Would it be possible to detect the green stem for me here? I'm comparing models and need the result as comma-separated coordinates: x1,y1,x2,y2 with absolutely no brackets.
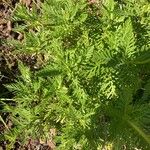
127,120,150,145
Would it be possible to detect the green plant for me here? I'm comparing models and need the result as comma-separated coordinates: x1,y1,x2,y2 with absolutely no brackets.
2,0,150,149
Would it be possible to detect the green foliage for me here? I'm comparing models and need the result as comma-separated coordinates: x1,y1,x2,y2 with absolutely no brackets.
2,0,150,149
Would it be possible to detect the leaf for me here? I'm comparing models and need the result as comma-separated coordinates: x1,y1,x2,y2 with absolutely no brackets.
18,63,31,83
134,52,150,64
121,18,136,58
36,65,62,77
79,13,88,23
85,46,94,61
